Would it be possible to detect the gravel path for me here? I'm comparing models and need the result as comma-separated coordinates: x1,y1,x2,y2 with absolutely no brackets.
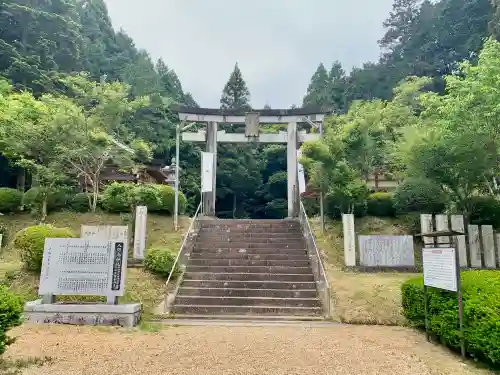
5,324,489,375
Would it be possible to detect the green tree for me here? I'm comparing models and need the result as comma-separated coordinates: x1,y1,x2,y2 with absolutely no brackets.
220,63,251,110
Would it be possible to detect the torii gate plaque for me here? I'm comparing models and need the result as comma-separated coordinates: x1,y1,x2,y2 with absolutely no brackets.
174,106,327,218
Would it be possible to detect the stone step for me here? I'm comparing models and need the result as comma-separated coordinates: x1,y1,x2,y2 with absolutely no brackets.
181,280,317,290
174,295,320,307
196,236,305,244
191,248,307,256
193,242,306,250
188,253,309,261
198,231,304,237
200,224,301,231
183,272,315,282
177,287,318,298
171,305,322,316
188,259,311,267
185,266,312,274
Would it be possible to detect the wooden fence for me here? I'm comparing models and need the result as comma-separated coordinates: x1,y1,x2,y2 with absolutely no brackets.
420,214,500,269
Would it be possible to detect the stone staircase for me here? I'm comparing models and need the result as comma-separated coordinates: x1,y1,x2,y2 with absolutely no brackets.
170,219,324,319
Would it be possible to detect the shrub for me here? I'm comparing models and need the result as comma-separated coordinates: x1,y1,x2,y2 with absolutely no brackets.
144,247,179,279
0,188,22,213
14,225,76,272
393,178,446,214
23,187,68,214
0,285,23,355
153,185,187,214
129,184,161,209
367,192,395,217
466,196,500,229
69,193,92,212
101,182,134,213
402,271,500,365
325,185,368,220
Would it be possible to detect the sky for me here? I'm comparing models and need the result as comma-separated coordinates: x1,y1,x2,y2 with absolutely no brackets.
104,0,394,109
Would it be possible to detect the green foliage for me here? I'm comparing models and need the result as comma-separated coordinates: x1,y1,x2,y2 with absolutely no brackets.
152,185,187,214
23,187,68,214
0,285,23,356
69,193,92,213
366,192,395,217
466,196,500,229
128,184,161,209
401,271,500,365
0,188,22,213
13,225,76,272
101,183,134,213
325,183,368,219
144,247,179,279
393,178,446,214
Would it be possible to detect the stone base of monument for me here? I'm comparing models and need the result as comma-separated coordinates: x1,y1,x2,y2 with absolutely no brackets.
24,300,142,328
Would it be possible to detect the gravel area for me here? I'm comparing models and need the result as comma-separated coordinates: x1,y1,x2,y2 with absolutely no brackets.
5,324,490,375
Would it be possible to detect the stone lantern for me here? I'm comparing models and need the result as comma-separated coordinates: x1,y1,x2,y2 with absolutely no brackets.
161,158,180,188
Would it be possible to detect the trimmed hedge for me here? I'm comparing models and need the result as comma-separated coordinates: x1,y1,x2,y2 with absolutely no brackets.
393,178,446,214
153,185,186,214
367,192,395,217
14,225,76,271
0,285,23,355
101,183,133,213
144,247,179,279
402,271,500,365
69,193,92,212
23,187,68,214
0,188,22,213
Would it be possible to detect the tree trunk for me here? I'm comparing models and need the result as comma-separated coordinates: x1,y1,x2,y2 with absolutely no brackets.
40,198,48,223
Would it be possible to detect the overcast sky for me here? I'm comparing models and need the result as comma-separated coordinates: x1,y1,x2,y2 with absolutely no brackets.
104,0,394,108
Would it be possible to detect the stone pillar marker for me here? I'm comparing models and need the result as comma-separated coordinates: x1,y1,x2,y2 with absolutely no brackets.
133,206,147,260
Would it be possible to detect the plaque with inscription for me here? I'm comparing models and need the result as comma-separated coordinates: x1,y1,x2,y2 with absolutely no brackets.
422,247,457,291
81,225,128,243
358,235,415,267
39,238,127,297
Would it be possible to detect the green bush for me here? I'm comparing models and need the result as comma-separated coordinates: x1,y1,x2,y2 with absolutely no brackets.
23,187,68,214
69,193,92,212
367,192,395,217
129,184,161,209
466,196,500,229
0,285,23,355
0,188,22,213
152,185,187,214
101,182,133,213
13,225,76,272
393,178,446,214
144,247,179,279
402,271,500,365
325,189,368,219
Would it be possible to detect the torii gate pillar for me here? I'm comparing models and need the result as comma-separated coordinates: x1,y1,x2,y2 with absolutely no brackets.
287,121,298,218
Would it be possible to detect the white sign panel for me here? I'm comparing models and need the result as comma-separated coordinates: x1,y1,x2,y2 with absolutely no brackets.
39,238,127,297
133,206,147,260
81,225,128,243
201,152,214,193
296,149,306,194
358,235,415,267
422,247,457,291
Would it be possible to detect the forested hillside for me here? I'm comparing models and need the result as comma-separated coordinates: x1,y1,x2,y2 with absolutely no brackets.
1,0,500,220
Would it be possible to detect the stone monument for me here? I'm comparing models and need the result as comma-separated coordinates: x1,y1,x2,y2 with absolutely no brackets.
133,206,147,260
24,237,141,327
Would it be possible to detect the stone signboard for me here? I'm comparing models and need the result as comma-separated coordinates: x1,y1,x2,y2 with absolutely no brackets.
133,206,147,260
81,225,128,243
39,238,127,297
358,235,415,267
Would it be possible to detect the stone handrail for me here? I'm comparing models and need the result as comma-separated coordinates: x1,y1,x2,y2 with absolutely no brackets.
298,200,331,318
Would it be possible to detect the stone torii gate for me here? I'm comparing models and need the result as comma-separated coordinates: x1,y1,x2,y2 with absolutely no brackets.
174,106,327,218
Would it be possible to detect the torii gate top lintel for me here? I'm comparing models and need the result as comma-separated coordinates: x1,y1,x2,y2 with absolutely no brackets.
173,105,330,124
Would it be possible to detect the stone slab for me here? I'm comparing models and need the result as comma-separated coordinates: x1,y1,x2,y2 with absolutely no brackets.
24,299,141,327
358,235,414,267
133,206,147,260
39,238,127,297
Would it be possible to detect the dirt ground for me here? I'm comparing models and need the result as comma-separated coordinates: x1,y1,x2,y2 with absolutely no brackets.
4,324,493,375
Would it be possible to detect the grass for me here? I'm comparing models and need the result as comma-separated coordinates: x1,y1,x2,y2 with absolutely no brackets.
311,216,419,326
0,211,189,318
0,356,53,375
